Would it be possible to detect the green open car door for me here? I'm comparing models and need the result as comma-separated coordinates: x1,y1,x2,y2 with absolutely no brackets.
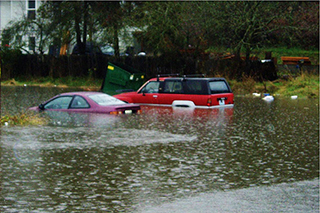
101,62,145,93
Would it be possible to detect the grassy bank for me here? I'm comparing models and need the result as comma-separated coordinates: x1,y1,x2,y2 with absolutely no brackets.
2,73,319,98
1,76,103,90
230,72,319,98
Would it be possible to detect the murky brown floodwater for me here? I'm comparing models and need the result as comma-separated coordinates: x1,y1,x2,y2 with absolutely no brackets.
1,86,319,212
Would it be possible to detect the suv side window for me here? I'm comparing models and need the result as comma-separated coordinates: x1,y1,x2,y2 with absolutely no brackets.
209,81,230,94
140,81,160,93
184,80,209,95
163,81,183,94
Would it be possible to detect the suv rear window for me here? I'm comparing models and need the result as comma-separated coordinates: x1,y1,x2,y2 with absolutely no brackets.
209,81,230,94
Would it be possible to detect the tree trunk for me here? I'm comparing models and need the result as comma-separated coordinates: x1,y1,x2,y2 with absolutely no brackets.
83,2,88,46
114,23,120,58
74,4,84,54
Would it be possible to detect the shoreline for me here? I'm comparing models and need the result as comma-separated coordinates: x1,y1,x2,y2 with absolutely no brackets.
1,81,101,91
1,74,319,99
1,84,318,100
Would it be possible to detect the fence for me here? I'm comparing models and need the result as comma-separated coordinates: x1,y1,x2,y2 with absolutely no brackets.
1,54,318,82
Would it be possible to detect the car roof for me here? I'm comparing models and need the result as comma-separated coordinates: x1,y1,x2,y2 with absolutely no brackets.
58,91,107,96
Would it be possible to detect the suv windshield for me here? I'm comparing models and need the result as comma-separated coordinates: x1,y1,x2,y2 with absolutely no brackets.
209,81,230,94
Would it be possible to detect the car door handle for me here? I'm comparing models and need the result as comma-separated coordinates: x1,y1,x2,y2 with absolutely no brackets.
153,95,158,98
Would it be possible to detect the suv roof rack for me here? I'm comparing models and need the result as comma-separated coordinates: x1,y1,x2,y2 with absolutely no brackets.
183,74,206,78
156,73,206,81
156,73,180,81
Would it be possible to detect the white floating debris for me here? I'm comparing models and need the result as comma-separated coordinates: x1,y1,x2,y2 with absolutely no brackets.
4,122,9,126
252,93,261,97
24,84,27,86
138,52,146,56
262,95,274,102
291,95,298,99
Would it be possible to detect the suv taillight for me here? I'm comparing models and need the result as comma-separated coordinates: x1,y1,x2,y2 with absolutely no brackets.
207,98,212,106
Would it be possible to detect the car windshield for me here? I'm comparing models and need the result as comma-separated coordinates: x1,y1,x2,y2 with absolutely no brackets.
88,94,126,106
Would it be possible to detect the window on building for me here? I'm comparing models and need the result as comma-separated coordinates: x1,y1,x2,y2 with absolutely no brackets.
29,36,36,52
27,0,36,20
28,10,36,20
28,0,36,9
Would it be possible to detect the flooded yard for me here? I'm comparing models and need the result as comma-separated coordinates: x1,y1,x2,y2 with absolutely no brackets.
1,86,319,212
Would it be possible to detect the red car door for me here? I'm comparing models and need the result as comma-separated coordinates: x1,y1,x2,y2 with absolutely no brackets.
133,81,160,105
157,80,184,105
133,92,158,104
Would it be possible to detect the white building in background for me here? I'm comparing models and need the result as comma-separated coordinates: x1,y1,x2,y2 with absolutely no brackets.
0,0,144,55
0,0,43,51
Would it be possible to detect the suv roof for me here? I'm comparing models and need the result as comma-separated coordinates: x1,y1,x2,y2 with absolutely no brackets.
149,77,228,81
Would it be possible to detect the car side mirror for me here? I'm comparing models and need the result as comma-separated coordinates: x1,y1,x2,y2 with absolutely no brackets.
39,104,45,110
141,88,146,96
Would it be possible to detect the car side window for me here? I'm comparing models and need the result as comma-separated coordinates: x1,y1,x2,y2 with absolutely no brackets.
140,81,160,93
163,81,183,94
70,96,90,108
44,96,73,109
209,81,230,94
184,80,208,95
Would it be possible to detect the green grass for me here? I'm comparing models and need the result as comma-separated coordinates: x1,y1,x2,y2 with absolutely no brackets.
230,72,319,98
2,76,103,90
276,72,319,98
1,111,48,126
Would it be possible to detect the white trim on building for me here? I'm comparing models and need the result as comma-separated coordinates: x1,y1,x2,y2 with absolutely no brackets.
0,0,42,50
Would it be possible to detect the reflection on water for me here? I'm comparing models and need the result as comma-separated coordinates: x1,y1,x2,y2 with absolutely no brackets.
1,86,319,212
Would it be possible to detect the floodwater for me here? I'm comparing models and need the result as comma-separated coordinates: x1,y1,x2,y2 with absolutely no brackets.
1,86,319,212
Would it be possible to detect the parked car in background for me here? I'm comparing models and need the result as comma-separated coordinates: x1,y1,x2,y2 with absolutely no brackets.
72,42,103,55
29,92,141,115
113,76,234,108
100,45,115,56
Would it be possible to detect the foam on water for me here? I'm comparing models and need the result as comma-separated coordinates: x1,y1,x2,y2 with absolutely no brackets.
1,126,197,150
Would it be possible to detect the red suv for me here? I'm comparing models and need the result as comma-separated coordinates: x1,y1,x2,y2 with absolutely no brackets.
113,77,234,108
